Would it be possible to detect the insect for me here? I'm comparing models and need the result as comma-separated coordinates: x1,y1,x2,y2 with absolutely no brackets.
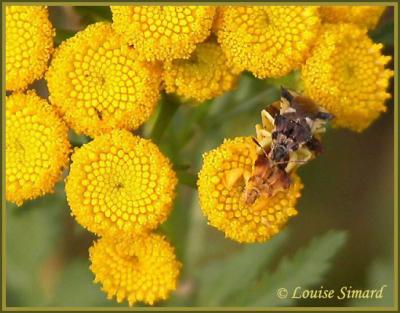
243,152,291,205
242,87,333,205
267,87,333,170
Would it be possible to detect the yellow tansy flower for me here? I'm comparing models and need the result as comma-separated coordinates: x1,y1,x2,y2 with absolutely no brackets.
6,91,70,206
6,5,55,91
111,6,215,61
66,130,177,237
217,6,321,78
46,22,161,138
319,6,386,29
163,41,239,102
90,233,181,306
198,137,303,243
301,24,393,132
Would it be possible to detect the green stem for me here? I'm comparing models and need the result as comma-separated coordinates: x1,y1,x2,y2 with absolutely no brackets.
206,87,278,129
150,93,180,144
176,171,197,189
176,100,213,149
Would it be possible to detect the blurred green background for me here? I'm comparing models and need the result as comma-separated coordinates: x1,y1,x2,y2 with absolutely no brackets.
6,6,395,308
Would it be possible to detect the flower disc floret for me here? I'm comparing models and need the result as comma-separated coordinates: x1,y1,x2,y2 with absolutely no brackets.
319,6,386,29
90,233,181,306
163,42,239,102
6,91,70,206
46,22,161,138
111,6,215,61
198,137,303,243
217,6,321,78
6,5,55,91
301,24,393,132
66,130,177,237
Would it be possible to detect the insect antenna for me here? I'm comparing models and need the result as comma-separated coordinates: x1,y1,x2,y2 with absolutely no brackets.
273,159,308,166
251,137,269,157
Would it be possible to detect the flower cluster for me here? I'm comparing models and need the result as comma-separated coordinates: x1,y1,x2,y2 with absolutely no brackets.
195,6,392,242
5,4,393,306
7,5,182,306
66,130,180,306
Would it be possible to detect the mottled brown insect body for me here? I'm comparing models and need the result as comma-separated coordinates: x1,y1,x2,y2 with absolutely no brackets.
243,154,291,205
243,87,333,205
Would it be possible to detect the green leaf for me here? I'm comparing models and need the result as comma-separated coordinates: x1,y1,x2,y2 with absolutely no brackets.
265,70,301,91
350,259,394,307
243,230,347,307
55,29,76,46
69,129,91,147
194,231,289,306
6,182,67,306
73,6,112,24
369,18,394,46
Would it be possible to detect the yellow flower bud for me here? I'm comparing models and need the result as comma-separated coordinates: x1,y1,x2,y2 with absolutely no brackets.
90,233,181,306
66,130,177,237
163,42,239,102
111,6,215,61
319,6,386,29
217,6,321,78
301,24,393,132
6,6,54,91
46,22,161,138
6,91,70,205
